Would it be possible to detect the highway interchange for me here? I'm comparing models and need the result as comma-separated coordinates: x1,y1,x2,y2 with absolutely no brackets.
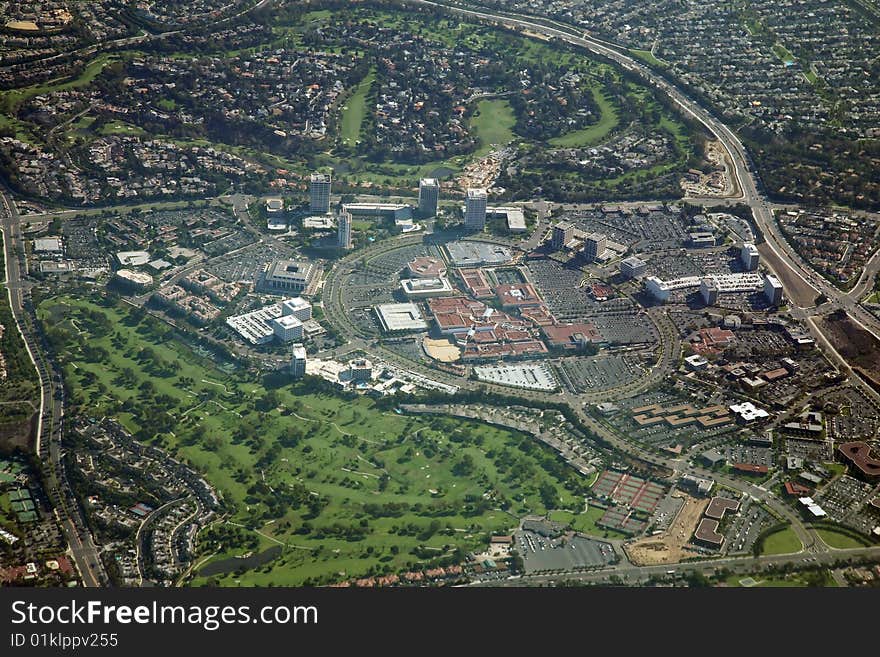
0,0,878,586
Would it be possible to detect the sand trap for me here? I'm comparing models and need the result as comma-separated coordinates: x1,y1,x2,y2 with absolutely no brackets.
6,21,39,31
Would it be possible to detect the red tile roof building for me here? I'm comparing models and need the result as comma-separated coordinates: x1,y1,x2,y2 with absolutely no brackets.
542,323,603,349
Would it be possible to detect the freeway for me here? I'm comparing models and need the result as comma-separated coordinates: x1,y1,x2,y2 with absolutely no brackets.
319,0,849,557
0,188,106,587
414,1,880,377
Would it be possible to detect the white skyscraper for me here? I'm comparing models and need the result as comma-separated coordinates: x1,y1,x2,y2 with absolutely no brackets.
740,243,760,271
290,344,307,379
764,274,783,305
464,188,487,231
419,178,440,218
337,210,352,249
310,172,332,214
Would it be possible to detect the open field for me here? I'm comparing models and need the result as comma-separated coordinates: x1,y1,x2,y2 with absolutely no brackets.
625,494,707,565
38,293,589,585
760,527,803,556
819,311,880,389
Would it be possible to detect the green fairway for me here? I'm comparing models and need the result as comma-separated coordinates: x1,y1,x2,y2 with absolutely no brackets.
340,68,375,147
39,293,589,585
0,53,119,113
99,120,148,137
816,528,869,549
470,99,516,157
548,88,618,148
760,527,803,555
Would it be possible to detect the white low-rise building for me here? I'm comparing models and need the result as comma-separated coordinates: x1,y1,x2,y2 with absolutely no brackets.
400,277,454,299
281,296,312,321
730,401,770,423
227,298,308,344
272,315,303,342
375,303,429,332
646,273,764,302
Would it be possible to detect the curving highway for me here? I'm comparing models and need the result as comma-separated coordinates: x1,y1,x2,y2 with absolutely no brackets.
1,188,106,587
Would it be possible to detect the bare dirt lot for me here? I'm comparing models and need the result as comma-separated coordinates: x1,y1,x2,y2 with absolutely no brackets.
819,311,880,390
625,493,709,565
757,242,817,308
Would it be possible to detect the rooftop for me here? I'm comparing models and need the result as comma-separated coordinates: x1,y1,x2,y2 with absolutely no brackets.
375,303,429,332
445,241,512,267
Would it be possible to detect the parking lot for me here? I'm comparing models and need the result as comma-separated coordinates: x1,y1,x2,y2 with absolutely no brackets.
61,217,106,268
556,353,644,393
592,312,658,344
823,385,880,442
515,529,617,573
726,445,774,469
815,475,875,533
206,241,293,283
557,205,689,252
724,499,774,555
340,244,440,332
526,258,597,321
784,437,833,462
651,494,686,532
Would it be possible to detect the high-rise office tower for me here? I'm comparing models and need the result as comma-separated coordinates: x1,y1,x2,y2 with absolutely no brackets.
337,210,352,249
419,178,439,218
310,172,332,214
464,188,487,231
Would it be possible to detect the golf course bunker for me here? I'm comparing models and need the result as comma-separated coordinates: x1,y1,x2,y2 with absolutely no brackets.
423,337,461,362
6,21,39,31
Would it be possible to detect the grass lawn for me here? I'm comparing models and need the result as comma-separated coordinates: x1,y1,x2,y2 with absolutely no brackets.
340,68,374,147
469,99,516,157
39,293,590,586
760,527,803,555
630,49,666,68
724,571,835,587
549,505,628,540
816,528,869,549
772,43,796,65
548,88,618,148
